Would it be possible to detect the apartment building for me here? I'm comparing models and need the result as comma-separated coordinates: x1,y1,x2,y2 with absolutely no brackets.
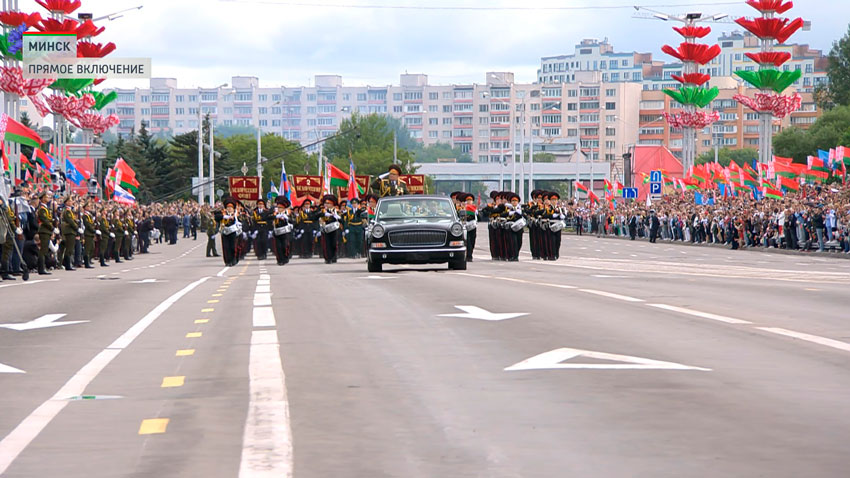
539,33,827,94
103,72,641,174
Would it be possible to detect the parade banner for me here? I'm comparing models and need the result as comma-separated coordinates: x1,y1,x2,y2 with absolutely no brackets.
292,175,324,202
229,176,261,201
337,175,371,199
400,174,426,194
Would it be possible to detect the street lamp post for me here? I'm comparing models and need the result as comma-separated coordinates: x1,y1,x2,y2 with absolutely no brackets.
197,83,227,205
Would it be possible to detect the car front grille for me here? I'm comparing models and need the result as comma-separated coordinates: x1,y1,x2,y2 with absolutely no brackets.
388,230,447,247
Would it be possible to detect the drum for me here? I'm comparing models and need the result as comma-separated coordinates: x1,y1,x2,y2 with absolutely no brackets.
274,224,293,236
222,224,239,235
510,218,527,232
322,221,341,234
549,220,566,233
539,219,550,231
464,220,477,231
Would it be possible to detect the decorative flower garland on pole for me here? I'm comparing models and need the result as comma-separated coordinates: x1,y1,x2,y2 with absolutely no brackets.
661,23,721,173
732,0,805,164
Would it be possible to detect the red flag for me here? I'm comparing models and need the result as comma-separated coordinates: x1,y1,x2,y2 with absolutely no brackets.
1,145,8,173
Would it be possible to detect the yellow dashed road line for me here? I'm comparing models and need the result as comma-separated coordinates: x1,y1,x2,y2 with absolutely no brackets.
185,332,202,338
175,349,195,356
201,308,214,313
161,376,185,388
139,418,169,435
194,319,209,324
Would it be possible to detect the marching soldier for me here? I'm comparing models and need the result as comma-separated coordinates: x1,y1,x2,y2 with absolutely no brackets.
98,210,111,267
272,196,293,266
370,164,408,197
319,194,341,264
337,199,350,257
202,206,219,257
528,190,543,260
502,192,524,262
345,197,367,259
298,199,319,258
459,193,478,262
124,211,136,260
0,196,16,280
60,196,79,271
36,192,53,275
546,192,565,260
252,199,272,260
480,191,503,261
219,196,241,266
82,202,97,268
111,210,125,263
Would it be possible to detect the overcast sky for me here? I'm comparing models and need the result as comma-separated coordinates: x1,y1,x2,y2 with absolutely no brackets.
80,0,849,90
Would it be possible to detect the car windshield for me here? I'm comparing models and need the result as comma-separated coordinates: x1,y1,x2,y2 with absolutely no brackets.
376,198,456,222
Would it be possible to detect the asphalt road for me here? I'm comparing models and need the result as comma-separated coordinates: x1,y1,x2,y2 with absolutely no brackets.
1,230,849,477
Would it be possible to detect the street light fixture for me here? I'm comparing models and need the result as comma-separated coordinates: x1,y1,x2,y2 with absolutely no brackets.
198,82,228,204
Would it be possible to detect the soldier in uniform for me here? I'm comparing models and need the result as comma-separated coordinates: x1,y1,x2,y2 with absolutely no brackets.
527,190,543,260
480,191,502,261
459,193,478,262
370,164,408,197
298,199,318,258
272,196,293,266
202,206,219,257
345,197,367,259
124,211,136,260
319,194,341,264
97,209,110,267
337,199,350,258
35,192,53,275
252,199,272,260
546,192,565,260
82,201,97,269
111,210,125,263
219,196,241,266
502,192,523,262
0,196,17,280
59,196,79,271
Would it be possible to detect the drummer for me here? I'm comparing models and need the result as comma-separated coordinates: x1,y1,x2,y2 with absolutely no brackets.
272,196,292,266
502,192,523,262
460,193,478,262
320,194,342,264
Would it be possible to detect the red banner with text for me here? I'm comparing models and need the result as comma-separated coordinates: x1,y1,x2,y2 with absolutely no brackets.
400,174,426,194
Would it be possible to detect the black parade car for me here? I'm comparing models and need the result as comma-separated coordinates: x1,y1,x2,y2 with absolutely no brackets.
366,196,467,272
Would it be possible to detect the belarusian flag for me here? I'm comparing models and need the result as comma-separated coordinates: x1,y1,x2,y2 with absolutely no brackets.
774,161,800,178
20,153,34,172
574,181,588,193
779,175,800,192
603,179,613,193
808,155,829,173
691,164,709,184
740,169,758,189
763,186,782,200
614,181,624,196
681,177,701,190
32,148,52,171
640,173,650,184
347,159,363,201
0,113,43,148
1,145,8,173
773,155,793,165
328,163,349,189
113,158,140,193
587,190,600,203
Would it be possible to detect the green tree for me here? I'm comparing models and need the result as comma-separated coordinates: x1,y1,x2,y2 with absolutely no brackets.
219,133,312,192
412,142,471,163
696,148,759,167
322,113,415,176
773,105,850,162
817,24,850,109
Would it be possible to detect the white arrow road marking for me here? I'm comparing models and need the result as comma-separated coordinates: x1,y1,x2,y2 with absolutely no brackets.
129,279,166,284
505,348,711,371
361,275,395,280
438,306,528,322
0,362,25,374
0,314,89,331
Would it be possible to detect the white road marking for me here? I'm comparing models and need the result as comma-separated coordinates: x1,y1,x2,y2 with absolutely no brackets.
757,327,850,353
257,279,270,286
0,277,209,474
0,314,89,331
252,307,276,327
0,362,25,374
0,279,59,289
253,293,272,307
438,305,528,322
592,275,630,279
647,304,752,325
259,274,271,281
578,289,644,302
255,285,271,293
505,348,710,371
129,279,166,284
217,267,230,277
239,330,293,478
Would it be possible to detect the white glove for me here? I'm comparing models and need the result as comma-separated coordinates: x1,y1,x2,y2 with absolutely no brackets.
96,230,101,236
109,232,115,238
211,234,217,239
345,229,350,234
53,228,60,235
78,227,84,234
49,242,59,253
324,212,332,217
15,227,22,235
124,231,129,236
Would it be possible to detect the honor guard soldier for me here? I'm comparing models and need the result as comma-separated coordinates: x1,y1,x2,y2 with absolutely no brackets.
272,196,293,265
97,210,110,267
527,190,543,260
337,199,350,257
124,211,136,260
502,192,524,262
219,196,241,266
252,198,272,260
0,196,16,280
59,196,79,271
297,199,318,258
319,194,341,264
111,211,125,263
35,192,53,275
202,206,219,257
480,191,503,260
371,164,408,197
345,197,367,259
545,192,566,260
459,193,478,262
82,202,97,268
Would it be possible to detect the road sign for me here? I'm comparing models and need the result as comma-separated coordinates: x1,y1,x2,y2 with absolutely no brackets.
622,187,638,199
66,144,106,159
650,170,662,183
37,126,54,142
650,182,662,195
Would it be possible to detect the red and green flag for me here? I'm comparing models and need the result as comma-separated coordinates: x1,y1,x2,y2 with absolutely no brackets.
779,175,800,192
1,145,8,173
0,114,43,148
574,181,588,193
20,153,34,172
32,148,52,171
113,158,140,193
762,186,782,200
807,155,829,173
327,163,349,189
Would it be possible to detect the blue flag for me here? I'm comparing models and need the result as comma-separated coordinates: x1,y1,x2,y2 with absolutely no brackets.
65,159,85,186
818,150,830,165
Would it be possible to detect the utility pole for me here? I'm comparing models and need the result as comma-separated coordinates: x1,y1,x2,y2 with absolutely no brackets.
208,119,215,205
197,107,203,204
257,128,263,197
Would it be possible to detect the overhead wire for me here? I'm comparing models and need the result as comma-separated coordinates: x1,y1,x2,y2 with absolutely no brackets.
218,0,745,11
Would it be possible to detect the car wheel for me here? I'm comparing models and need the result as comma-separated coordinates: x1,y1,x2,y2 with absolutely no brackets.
367,259,383,273
449,258,467,271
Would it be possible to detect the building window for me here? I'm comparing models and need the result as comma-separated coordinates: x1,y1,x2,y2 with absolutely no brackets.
442,131,452,138
428,92,438,100
580,101,599,109
443,117,452,125
606,127,616,136
258,107,268,115
393,106,402,113
567,103,577,111
606,89,616,97
152,94,169,102
357,93,367,101
404,91,423,100
605,102,616,110
236,93,252,101
429,131,438,138
543,127,561,136
605,140,616,149
152,106,169,115
393,93,402,101
175,108,184,115
307,106,316,114
141,108,150,115
443,105,452,113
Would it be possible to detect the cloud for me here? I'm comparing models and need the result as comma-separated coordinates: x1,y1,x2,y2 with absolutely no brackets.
76,0,848,89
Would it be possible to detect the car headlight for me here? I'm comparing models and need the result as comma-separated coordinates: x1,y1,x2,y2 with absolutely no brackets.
372,224,385,239
450,223,464,237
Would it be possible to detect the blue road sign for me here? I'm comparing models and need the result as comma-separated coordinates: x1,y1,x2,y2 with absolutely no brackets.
622,187,638,199
650,182,662,195
650,170,662,183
